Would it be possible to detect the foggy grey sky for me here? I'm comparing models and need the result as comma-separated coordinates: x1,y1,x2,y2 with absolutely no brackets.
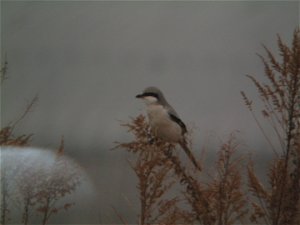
1,1,299,223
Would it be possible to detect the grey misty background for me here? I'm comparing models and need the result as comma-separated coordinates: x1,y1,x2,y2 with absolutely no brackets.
1,1,299,224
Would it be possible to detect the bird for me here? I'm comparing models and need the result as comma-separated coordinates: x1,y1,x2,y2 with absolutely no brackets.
136,86,201,171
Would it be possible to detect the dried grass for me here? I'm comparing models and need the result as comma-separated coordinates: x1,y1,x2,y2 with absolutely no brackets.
116,115,247,225
243,28,300,225
0,65,80,225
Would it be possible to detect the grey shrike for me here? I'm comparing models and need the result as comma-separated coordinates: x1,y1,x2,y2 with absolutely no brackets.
136,86,201,171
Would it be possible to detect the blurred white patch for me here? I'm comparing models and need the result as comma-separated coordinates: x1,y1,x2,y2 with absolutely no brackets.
0,146,98,224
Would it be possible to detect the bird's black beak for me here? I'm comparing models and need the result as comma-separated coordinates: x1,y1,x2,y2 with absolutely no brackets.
136,94,144,98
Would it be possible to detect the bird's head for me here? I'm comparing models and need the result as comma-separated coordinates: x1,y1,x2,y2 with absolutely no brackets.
136,86,163,105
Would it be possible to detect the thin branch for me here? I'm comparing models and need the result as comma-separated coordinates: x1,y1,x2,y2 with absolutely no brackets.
11,94,39,129
111,206,128,225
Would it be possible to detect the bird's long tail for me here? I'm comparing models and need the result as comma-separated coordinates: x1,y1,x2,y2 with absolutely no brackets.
179,140,202,171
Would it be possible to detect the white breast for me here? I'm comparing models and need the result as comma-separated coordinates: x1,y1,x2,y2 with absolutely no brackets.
146,104,183,143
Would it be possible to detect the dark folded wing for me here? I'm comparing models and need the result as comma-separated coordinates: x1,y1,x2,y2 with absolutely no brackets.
169,112,187,135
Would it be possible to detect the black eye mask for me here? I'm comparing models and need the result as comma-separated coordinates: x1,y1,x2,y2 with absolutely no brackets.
136,92,159,99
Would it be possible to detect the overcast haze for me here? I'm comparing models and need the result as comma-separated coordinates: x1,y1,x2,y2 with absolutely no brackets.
1,1,299,223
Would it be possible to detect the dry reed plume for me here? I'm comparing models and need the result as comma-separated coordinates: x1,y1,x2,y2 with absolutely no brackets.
242,28,300,225
116,115,247,225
